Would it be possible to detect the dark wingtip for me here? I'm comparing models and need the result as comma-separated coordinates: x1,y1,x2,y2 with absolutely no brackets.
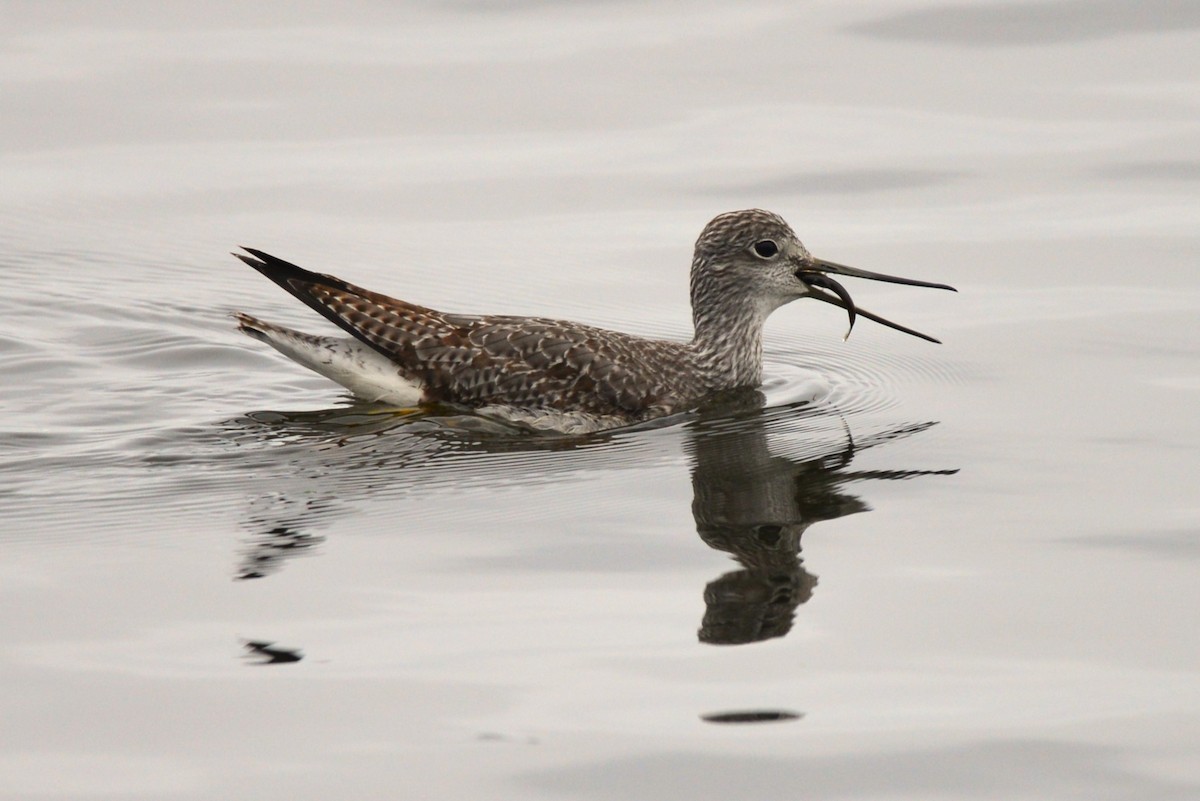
231,247,317,286
241,246,274,262
232,249,264,269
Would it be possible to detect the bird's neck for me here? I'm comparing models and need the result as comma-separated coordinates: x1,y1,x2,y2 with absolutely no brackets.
690,281,771,390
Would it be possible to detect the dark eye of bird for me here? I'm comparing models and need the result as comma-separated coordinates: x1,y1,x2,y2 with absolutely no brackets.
752,240,779,259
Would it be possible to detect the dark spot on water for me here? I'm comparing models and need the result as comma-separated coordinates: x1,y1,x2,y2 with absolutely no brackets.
242,640,304,665
701,709,802,724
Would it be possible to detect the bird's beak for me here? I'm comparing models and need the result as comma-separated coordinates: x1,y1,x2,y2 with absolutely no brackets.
797,258,956,344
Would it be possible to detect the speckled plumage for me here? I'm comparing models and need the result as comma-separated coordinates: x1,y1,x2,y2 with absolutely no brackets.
234,210,954,432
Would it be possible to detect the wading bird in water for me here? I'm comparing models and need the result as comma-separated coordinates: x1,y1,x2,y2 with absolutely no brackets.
234,209,955,432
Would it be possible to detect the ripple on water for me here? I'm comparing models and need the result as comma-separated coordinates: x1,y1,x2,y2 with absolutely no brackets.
766,330,969,417
7,372,947,533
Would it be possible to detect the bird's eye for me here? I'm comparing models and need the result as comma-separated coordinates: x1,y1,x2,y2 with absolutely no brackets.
752,240,779,259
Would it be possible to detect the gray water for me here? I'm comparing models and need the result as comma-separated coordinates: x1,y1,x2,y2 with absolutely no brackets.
2,3,1198,799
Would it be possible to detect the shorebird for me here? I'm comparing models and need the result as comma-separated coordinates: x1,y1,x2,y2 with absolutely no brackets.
234,209,955,432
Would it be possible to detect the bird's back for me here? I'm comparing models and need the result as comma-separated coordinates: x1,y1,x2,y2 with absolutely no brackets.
236,249,705,419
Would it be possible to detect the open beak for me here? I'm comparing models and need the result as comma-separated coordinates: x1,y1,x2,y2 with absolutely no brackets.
797,258,956,344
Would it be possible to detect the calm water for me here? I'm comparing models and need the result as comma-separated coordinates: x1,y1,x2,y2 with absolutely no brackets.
2,3,1198,799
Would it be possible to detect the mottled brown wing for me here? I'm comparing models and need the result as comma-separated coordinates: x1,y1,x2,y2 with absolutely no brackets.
236,248,692,414
430,315,692,413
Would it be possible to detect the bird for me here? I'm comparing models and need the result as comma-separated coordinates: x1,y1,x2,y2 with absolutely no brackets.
233,209,955,433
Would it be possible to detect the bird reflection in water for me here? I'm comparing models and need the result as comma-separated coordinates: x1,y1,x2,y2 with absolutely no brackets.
236,491,329,580
223,394,955,648
688,390,956,645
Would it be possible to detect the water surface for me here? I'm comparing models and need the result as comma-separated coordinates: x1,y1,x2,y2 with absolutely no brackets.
1,3,1198,799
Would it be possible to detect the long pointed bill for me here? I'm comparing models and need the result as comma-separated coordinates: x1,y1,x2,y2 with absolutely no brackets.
798,259,955,343
812,259,957,292
803,286,943,343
